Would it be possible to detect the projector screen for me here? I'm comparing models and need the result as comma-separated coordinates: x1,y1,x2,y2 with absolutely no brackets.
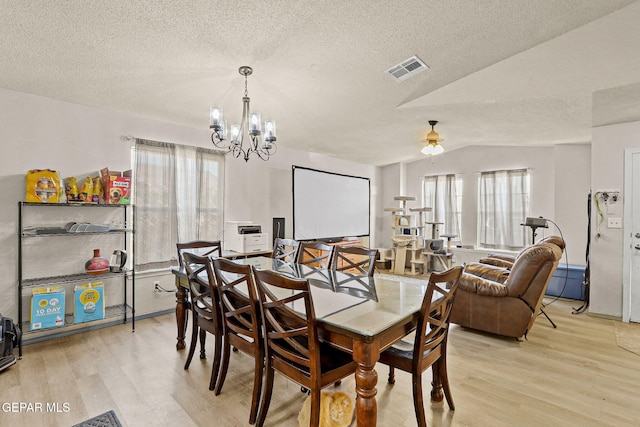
293,166,370,241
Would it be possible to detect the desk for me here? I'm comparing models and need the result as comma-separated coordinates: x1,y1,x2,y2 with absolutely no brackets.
173,249,271,351
173,257,444,427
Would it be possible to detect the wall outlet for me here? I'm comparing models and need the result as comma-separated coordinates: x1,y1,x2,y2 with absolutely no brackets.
153,280,161,291
607,217,622,229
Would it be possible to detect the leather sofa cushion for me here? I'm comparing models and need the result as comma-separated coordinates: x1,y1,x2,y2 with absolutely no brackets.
458,272,508,297
464,263,510,283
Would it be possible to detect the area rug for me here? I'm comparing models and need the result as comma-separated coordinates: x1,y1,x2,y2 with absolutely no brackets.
614,321,640,356
72,410,122,427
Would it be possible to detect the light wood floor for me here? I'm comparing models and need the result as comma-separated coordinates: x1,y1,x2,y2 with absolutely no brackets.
2,299,639,427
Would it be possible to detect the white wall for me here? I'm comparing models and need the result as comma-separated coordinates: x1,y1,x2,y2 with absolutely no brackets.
378,163,402,247
553,144,591,268
590,121,640,317
380,145,590,264
224,151,378,246
0,87,379,321
5,84,625,321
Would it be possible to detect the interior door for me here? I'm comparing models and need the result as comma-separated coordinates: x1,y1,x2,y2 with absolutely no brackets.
624,150,640,322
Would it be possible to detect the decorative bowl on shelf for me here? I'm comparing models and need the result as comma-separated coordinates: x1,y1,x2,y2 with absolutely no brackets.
85,249,109,275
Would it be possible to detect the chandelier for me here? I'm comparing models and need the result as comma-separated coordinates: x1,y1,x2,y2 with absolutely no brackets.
209,66,277,161
421,120,444,155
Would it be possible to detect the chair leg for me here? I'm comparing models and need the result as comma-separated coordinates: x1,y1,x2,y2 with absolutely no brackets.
248,348,264,424
256,364,275,427
199,328,207,359
438,358,455,410
184,317,199,370
215,339,231,396
209,333,223,391
310,388,321,427
412,372,427,427
387,366,396,384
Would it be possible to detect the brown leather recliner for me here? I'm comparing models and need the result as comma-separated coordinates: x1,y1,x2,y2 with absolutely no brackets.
450,242,562,339
463,235,565,283
477,235,565,269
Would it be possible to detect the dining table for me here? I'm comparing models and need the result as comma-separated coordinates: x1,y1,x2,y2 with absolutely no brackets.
172,256,445,427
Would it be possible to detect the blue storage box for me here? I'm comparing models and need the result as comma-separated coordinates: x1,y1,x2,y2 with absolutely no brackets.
546,264,586,300
74,282,105,324
30,286,66,330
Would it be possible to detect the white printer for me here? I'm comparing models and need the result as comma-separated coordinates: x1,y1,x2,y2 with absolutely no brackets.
224,221,269,253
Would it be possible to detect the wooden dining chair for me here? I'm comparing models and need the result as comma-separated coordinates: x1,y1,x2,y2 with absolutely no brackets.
253,268,358,427
176,240,222,267
271,238,300,263
331,245,378,277
181,252,223,392
378,266,463,427
296,241,335,269
211,258,264,425
331,272,378,301
176,240,222,353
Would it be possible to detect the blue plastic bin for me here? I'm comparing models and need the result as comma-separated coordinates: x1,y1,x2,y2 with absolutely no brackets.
545,264,586,300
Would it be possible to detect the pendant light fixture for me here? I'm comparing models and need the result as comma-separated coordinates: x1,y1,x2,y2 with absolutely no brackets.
421,120,444,155
209,66,277,162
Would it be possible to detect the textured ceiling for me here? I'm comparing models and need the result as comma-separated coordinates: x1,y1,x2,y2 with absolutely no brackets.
1,0,639,165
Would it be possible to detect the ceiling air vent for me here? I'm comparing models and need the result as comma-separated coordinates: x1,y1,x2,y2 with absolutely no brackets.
386,55,429,82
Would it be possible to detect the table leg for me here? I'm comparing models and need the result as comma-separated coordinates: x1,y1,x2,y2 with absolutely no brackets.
175,276,187,350
353,340,379,426
430,359,444,402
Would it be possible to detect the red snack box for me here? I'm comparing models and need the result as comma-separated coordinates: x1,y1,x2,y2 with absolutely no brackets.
100,168,132,204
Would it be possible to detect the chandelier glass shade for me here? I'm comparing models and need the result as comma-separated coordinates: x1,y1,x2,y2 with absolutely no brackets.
421,120,444,156
209,66,277,161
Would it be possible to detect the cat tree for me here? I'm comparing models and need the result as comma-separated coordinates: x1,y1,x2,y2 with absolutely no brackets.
380,196,431,275
379,195,457,275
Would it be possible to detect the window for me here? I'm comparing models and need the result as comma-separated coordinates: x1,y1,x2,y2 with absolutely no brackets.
477,169,529,250
134,139,225,270
422,174,462,243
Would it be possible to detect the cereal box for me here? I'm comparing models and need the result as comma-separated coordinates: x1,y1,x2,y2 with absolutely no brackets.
74,282,105,324
30,286,66,330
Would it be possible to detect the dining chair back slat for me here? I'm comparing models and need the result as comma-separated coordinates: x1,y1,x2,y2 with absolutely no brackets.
271,238,300,264
177,240,222,267
331,245,378,277
296,241,334,269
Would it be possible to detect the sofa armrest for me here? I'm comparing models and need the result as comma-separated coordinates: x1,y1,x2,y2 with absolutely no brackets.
458,272,509,297
463,262,510,283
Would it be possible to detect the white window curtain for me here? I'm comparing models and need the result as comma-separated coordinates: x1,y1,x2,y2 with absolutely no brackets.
422,174,462,243
477,169,530,250
134,139,225,270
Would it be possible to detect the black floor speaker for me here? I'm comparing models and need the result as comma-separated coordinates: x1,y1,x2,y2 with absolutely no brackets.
273,217,285,244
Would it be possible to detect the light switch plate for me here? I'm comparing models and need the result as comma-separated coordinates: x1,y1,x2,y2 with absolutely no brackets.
608,217,622,228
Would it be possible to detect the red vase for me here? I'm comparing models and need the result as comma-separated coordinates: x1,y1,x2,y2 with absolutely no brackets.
85,249,109,275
